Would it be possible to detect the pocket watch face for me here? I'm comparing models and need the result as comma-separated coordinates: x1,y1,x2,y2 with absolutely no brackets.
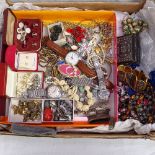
65,52,79,66
47,85,62,98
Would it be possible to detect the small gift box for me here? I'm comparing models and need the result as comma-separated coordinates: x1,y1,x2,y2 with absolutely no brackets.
117,34,140,65
3,9,42,53
48,22,66,46
0,65,44,98
5,45,38,71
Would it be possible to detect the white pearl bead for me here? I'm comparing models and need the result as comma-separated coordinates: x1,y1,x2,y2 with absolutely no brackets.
71,45,78,51
87,92,93,98
74,94,79,101
18,22,24,28
85,86,90,91
17,34,22,40
64,85,69,91
76,102,83,110
59,80,66,85
87,99,95,106
82,105,89,112
17,28,23,33
68,90,72,96
25,28,31,34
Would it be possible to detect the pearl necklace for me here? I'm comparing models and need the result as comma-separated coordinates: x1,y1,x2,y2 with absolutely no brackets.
52,77,95,112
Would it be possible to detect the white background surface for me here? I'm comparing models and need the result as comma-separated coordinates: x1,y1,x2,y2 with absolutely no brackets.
0,135,155,155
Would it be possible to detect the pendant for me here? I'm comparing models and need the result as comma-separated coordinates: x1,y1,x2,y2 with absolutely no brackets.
22,88,46,98
70,77,92,86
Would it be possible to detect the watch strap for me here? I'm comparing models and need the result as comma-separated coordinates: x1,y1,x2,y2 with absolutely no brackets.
46,39,68,57
77,60,96,78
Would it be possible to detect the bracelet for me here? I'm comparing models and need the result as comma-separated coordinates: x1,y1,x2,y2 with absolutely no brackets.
39,46,58,67
86,54,104,69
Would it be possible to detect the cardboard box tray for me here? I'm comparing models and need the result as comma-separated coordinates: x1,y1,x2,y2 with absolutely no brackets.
1,0,154,139
0,8,117,128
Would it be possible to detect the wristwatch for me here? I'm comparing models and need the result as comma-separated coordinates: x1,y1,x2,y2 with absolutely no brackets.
65,52,79,66
46,39,96,78
47,84,62,98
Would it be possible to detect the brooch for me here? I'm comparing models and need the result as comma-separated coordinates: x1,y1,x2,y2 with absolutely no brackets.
58,64,81,77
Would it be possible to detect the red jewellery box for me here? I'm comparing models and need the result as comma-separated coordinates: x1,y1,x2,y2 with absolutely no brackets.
5,45,38,71
2,9,42,57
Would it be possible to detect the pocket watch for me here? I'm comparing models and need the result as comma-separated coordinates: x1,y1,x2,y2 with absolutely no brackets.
47,85,62,98
65,51,79,66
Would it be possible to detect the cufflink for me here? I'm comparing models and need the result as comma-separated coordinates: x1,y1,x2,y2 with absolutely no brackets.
17,28,23,33
22,40,27,48
32,43,37,47
20,34,26,42
18,22,24,28
17,34,22,40
21,31,27,37
32,32,37,37
25,28,31,34
33,23,39,27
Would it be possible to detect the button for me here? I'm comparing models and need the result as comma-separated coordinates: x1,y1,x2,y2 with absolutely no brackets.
17,34,22,40
18,22,24,28
25,28,31,34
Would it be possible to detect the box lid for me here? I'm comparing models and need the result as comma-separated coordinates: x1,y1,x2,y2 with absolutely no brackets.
3,9,16,46
6,0,146,13
1,9,16,62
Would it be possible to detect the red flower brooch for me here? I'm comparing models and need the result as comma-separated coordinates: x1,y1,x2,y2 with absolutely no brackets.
66,26,86,43
43,107,53,121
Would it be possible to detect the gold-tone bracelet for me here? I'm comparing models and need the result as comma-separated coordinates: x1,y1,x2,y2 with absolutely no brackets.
39,47,58,68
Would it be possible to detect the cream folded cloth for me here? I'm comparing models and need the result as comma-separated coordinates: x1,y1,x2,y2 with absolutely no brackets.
57,119,155,135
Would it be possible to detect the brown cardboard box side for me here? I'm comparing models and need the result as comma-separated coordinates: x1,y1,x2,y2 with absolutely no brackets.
7,0,145,13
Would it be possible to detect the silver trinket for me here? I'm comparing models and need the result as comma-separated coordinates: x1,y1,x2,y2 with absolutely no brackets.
98,89,110,102
70,77,92,86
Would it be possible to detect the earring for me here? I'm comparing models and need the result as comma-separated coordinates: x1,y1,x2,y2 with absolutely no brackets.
17,28,23,33
18,22,24,28
32,32,37,37
25,28,31,34
17,34,22,40
33,23,39,27
32,43,37,47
